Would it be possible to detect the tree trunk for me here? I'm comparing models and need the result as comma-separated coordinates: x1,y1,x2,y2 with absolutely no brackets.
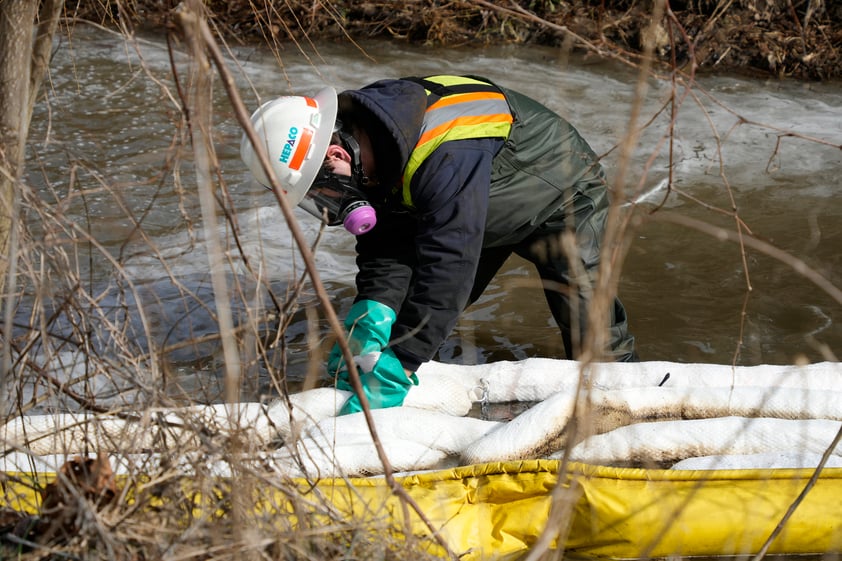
0,0,63,403
0,0,63,291
0,1,37,298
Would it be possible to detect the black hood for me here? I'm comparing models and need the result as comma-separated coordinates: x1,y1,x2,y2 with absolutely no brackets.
338,79,427,188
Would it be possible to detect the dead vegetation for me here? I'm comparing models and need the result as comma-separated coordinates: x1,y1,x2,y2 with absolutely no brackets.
69,0,842,80
1,0,840,559
0,453,447,560
0,4,469,558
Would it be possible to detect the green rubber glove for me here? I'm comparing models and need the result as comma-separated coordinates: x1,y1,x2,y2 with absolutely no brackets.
327,300,396,382
336,348,419,415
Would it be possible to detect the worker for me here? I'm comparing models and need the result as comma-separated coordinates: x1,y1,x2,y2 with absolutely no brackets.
241,75,637,414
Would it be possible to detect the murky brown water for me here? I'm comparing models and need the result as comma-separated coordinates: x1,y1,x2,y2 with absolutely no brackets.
21,26,842,401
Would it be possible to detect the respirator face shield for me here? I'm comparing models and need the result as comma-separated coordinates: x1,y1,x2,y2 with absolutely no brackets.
299,171,374,229
299,125,377,236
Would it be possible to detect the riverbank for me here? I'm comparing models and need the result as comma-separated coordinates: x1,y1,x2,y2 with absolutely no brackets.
73,0,841,80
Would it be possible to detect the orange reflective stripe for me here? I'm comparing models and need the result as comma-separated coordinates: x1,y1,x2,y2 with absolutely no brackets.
400,76,513,209
416,114,514,147
428,91,507,111
288,127,314,171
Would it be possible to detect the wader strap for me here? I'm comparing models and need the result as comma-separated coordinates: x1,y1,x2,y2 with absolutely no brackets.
401,76,501,105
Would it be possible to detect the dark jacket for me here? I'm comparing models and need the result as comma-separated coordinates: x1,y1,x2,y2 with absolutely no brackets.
338,77,610,370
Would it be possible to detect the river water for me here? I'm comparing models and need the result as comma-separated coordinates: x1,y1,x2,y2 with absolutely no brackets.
19,25,842,403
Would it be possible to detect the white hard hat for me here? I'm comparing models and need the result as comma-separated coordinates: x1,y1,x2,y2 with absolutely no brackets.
240,87,338,205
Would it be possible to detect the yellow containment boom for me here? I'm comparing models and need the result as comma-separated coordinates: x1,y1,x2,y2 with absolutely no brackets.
5,459,842,560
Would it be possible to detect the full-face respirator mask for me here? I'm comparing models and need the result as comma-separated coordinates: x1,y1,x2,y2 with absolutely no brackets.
297,125,377,236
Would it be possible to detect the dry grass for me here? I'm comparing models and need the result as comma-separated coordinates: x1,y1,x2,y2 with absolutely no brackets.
1,3,463,558
67,0,842,80
2,1,842,560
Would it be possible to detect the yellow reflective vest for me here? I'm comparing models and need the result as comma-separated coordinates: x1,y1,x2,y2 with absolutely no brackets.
400,75,513,209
